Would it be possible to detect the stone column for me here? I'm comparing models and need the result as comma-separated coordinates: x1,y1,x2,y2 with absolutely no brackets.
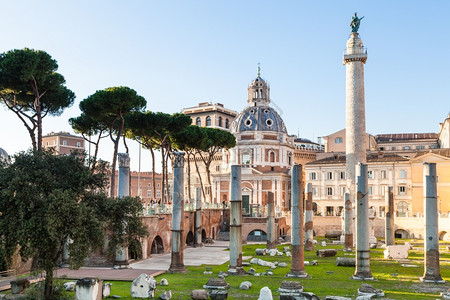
344,31,368,249
115,153,130,265
229,165,245,274
385,186,395,246
288,165,307,278
266,192,276,249
421,163,444,282
344,192,353,251
194,187,203,247
169,151,187,273
353,163,372,280
304,183,314,251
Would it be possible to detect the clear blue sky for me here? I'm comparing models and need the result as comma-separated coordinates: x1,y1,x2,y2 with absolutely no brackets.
1,1,449,171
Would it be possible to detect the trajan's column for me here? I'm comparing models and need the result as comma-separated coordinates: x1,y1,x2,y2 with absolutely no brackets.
343,13,367,249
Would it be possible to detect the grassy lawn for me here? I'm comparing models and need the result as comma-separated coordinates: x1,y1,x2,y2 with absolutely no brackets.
3,238,450,299
103,238,450,299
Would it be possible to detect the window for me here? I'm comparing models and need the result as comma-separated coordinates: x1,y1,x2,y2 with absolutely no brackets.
403,146,410,150
340,186,346,196
397,201,408,217
417,146,424,150
46,141,49,146
215,165,220,172
326,206,334,216
369,186,373,195
148,183,151,187
399,185,406,195
381,170,387,179
391,146,396,150
157,183,160,188
77,142,81,148
335,137,343,143
206,116,211,126
340,171,345,180
196,117,201,126
225,119,229,129
242,154,251,165
269,152,275,163
62,140,67,146
218,117,222,127
312,187,317,196
156,190,161,198
380,185,386,195
327,172,333,180
368,170,373,179
310,172,317,180
147,190,152,197
399,170,407,179
327,187,333,196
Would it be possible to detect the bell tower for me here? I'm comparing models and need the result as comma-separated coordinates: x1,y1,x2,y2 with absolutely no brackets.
247,64,270,106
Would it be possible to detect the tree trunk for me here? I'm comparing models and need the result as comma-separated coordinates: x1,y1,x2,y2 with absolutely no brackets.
150,148,156,201
110,117,124,197
44,266,54,299
186,151,192,201
161,147,165,202
165,150,170,203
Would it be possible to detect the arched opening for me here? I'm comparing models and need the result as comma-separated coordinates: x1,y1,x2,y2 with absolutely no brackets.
196,117,201,126
247,229,267,242
312,202,318,215
439,231,447,241
150,236,164,254
394,229,410,239
225,119,229,129
128,239,142,260
270,151,275,163
201,229,207,242
212,228,215,240
186,231,195,246
218,116,222,127
206,116,211,126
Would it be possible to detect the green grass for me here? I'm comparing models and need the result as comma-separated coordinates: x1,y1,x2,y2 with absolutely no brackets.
3,238,450,299
102,239,450,299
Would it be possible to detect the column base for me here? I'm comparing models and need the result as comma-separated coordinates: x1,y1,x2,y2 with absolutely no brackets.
286,271,309,278
227,267,246,275
169,264,188,273
113,261,129,268
304,241,314,251
352,275,374,281
420,276,445,283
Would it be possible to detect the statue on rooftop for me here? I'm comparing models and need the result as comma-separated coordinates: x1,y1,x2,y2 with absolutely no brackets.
350,12,364,33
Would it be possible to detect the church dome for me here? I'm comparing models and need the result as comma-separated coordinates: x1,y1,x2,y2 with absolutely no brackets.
0,147,9,160
230,106,287,134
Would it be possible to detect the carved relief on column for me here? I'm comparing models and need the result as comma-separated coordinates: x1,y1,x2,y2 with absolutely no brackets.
173,151,185,168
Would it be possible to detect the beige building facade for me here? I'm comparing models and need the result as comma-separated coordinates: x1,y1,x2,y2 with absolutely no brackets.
42,131,84,155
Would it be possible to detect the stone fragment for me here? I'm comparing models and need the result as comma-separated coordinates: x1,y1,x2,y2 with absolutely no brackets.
257,258,276,268
218,271,228,277
209,290,228,300
269,249,278,256
285,251,291,257
250,258,259,264
256,248,267,255
304,261,310,266
321,241,327,247
248,268,256,275
160,278,169,286
384,245,409,259
336,257,355,267
311,260,318,266
203,278,229,290
279,262,288,267
103,282,112,298
159,290,172,300
191,289,208,300
130,273,157,298
316,249,338,257
10,278,30,294
313,240,318,244
75,278,100,300
357,283,384,298
239,281,252,290
254,273,261,276
258,287,273,300
63,281,76,292
325,297,352,300
369,243,377,249
283,246,290,252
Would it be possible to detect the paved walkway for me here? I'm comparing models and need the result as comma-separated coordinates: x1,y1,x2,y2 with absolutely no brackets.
131,240,230,270
1,241,231,289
